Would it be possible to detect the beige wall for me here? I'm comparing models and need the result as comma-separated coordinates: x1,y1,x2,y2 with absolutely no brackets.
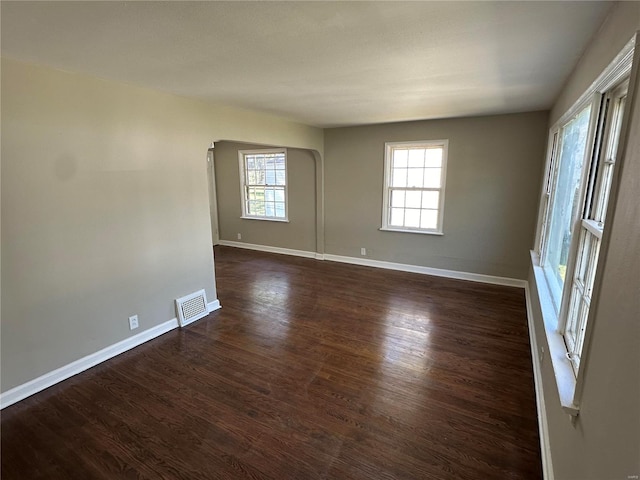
0,58,323,392
323,111,549,279
528,3,640,479
214,141,317,252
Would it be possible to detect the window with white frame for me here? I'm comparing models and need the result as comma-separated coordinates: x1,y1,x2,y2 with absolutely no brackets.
539,79,628,375
238,149,287,221
381,140,448,234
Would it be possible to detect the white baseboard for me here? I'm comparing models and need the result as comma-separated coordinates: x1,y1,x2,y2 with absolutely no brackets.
525,284,555,480
207,299,222,312
0,318,179,410
323,253,527,288
218,240,317,259
218,241,526,288
1,296,226,410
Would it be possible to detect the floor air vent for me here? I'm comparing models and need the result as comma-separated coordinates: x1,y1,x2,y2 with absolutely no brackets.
176,289,208,327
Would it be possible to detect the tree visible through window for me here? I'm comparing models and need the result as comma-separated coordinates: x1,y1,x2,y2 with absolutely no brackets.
239,149,287,221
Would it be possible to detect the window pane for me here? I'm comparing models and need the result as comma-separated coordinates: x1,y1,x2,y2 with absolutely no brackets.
275,170,286,186
275,202,285,218
407,169,424,188
249,200,265,216
265,202,275,217
408,149,424,168
390,208,404,226
393,149,408,168
250,186,264,201
274,188,285,202
265,169,276,185
254,155,265,170
275,155,286,170
425,148,442,168
420,209,438,229
544,105,591,308
406,191,421,209
265,188,275,202
265,155,276,169
392,168,408,187
421,191,439,209
246,156,256,169
424,168,441,188
391,190,405,208
405,209,420,228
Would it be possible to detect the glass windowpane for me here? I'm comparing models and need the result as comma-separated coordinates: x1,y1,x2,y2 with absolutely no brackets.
390,208,404,226
425,148,442,168
406,191,421,209
393,149,408,168
423,168,441,188
391,190,405,208
405,209,420,228
420,210,438,229
266,170,276,185
265,203,275,217
408,149,425,168
265,188,275,202
544,105,591,308
265,155,275,169
407,169,424,188
392,168,408,188
421,191,439,209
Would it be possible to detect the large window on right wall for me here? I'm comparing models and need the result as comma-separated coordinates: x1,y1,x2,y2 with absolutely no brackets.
538,78,629,375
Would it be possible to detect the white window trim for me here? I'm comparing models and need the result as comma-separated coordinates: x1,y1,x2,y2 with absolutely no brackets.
531,34,636,416
380,140,448,235
238,148,289,222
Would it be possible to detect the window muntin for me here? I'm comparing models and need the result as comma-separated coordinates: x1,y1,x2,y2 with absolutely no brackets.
382,140,448,234
239,149,287,221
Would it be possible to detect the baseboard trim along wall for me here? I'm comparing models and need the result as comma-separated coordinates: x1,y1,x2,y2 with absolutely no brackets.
0,299,223,410
217,241,527,288
208,299,222,313
324,254,527,288
218,240,317,259
524,284,555,480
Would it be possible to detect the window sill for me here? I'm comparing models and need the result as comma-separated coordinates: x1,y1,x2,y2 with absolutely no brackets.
530,250,580,416
379,227,443,236
240,216,289,223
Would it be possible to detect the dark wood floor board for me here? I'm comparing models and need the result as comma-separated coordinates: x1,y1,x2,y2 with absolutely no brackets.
2,246,542,479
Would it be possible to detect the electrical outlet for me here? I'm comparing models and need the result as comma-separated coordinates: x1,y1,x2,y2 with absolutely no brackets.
237,233,242,240
360,247,366,256
128,315,139,331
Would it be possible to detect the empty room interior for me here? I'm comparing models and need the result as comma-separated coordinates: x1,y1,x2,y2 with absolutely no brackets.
1,2,639,480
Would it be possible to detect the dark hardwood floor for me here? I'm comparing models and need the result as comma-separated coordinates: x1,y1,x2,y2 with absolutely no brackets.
1,246,542,479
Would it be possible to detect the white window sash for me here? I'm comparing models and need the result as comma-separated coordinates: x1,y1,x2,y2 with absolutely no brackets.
238,148,288,221
381,140,448,234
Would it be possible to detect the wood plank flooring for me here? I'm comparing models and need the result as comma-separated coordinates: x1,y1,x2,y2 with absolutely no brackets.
1,246,542,479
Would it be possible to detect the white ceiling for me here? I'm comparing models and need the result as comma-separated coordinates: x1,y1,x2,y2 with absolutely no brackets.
1,1,611,127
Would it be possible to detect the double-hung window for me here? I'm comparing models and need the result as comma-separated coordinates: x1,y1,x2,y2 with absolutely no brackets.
381,140,448,235
539,79,628,375
238,149,288,221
